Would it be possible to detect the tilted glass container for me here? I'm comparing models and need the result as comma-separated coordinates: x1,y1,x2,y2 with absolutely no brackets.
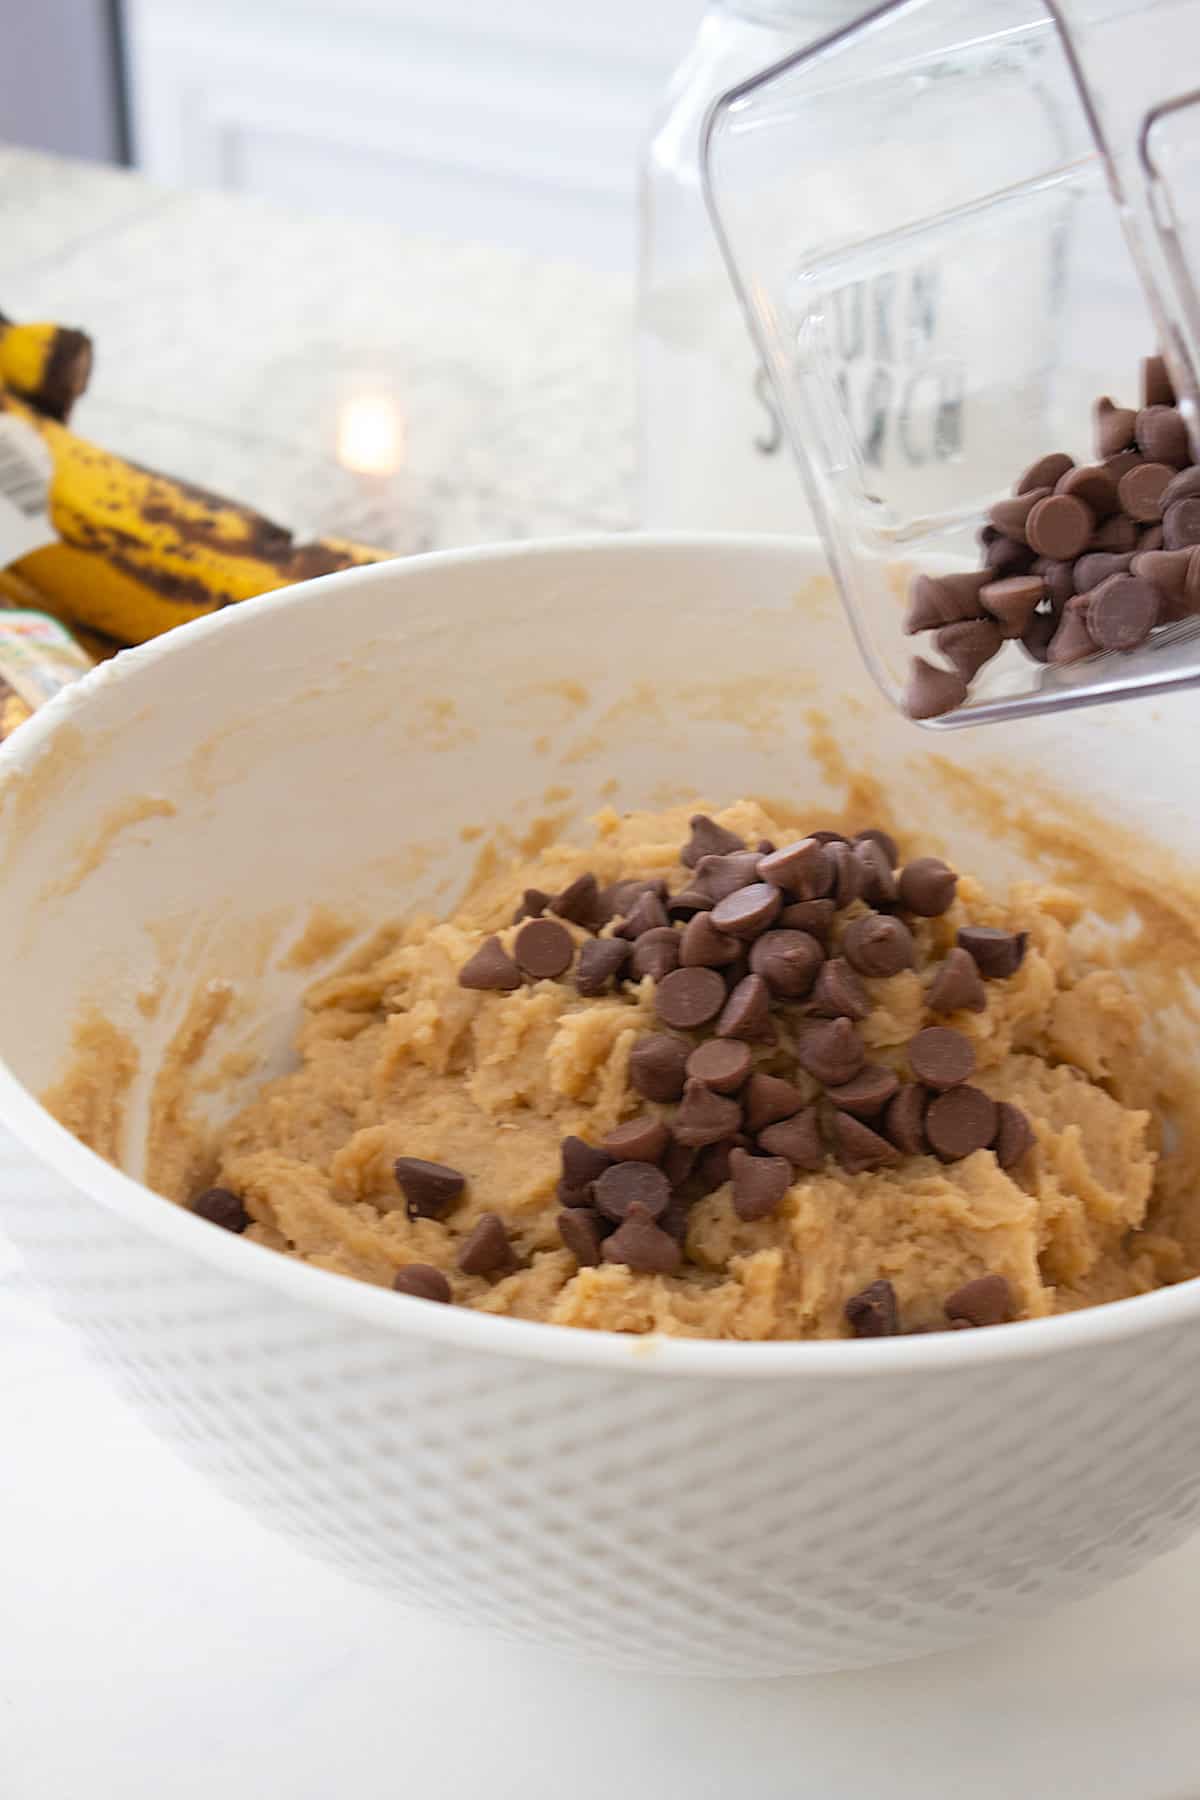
702,0,1200,726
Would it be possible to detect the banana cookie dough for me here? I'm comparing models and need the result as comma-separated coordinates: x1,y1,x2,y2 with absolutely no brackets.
168,799,1187,1339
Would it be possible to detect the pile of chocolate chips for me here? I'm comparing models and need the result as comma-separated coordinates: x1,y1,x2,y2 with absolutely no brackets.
905,352,1200,719
442,814,1032,1332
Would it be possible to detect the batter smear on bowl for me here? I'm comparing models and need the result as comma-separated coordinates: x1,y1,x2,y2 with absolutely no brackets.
172,800,1187,1339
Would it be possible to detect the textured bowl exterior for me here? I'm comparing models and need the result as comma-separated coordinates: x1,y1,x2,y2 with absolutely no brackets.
3,536,1200,1678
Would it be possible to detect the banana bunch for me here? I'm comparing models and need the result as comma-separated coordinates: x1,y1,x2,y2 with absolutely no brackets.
0,314,391,647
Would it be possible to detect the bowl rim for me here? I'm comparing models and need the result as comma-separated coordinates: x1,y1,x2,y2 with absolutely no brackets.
3,529,1197,1380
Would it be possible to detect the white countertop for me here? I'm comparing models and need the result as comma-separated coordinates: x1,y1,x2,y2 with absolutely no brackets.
2,150,1200,1800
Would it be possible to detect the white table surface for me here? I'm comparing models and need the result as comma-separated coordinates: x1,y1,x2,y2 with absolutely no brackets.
2,151,1200,1799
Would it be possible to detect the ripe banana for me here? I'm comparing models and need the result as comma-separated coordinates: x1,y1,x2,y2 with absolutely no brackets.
2,390,391,644
0,313,93,421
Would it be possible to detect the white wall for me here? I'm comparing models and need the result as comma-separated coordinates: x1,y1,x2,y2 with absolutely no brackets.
123,0,703,270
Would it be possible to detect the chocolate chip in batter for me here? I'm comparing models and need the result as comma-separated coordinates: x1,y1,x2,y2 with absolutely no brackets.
514,917,574,980
810,955,871,1020
575,936,630,996
926,946,987,1014
672,1078,743,1148
994,1101,1035,1171
190,1186,249,1233
392,1263,452,1302
601,1201,681,1274
944,1272,1013,1327
853,827,899,864
715,973,772,1040
692,1133,752,1193
616,889,670,940
925,1086,998,1162
729,1148,792,1222
630,926,681,983
557,1207,604,1267
681,814,746,867
757,1105,824,1170
458,935,521,991
757,837,832,899
957,925,1027,978
854,838,899,906
825,1063,900,1119
394,1157,466,1221
710,881,783,939
679,911,741,968
687,1038,752,1094
457,1212,518,1277
549,872,603,928
797,1016,865,1087
655,965,726,1030
779,898,837,942
884,1083,927,1154
826,840,864,908
832,1111,899,1173
908,1025,975,1090
748,928,824,998
629,1033,689,1104
742,1072,806,1133
692,850,762,902
512,887,551,923
560,1135,612,1190
603,1116,670,1164
845,1278,899,1337
898,856,958,917
842,913,915,979
593,1160,671,1223
662,1137,697,1189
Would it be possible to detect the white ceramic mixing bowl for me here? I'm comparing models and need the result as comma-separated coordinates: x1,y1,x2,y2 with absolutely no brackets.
1,535,1199,1679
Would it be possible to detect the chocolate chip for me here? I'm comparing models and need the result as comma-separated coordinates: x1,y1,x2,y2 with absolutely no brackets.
927,946,987,1014
981,574,1044,637
898,856,957,917
190,1186,248,1233
603,1116,670,1164
616,890,670,940
833,1111,899,1173
513,887,551,923
514,917,574,979
662,1138,697,1189
853,827,899,864
797,1016,865,1086
1021,605,1060,664
1017,451,1073,494
1142,354,1175,409
810,955,871,1020
904,570,989,632
601,1201,681,1274
673,1078,743,1148
607,878,668,918
1139,523,1165,553
1026,493,1093,560
394,1157,466,1221
458,935,521,991
756,837,832,899
825,1063,900,1119
908,1025,975,1090
810,829,851,846
679,911,741,968
1046,597,1096,664
710,881,783,939
557,1208,604,1267
845,1279,899,1337
393,1264,452,1302
994,1101,1035,1171
748,928,823,998
630,926,681,982
884,1083,927,1154
988,488,1050,544
1086,572,1159,652
957,925,1027,978
983,535,1036,578
655,965,725,1030
561,1135,612,1189
742,1072,806,1133
666,887,714,920
457,1213,518,1277
550,872,604,927
729,1148,792,1222
842,913,914,978
905,656,968,721
1164,495,1200,551
854,837,899,906
557,1179,595,1208
1119,460,1174,522
1132,546,1193,619
936,618,1003,680
692,850,762,902
944,1272,1012,1327
658,1190,696,1243
692,1133,751,1193
593,1160,671,1223
757,1106,824,1169
779,898,837,942
628,1033,689,1103
715,973,772,1040
1136,404,1190,467
1095,397,1137,457
1162,464,1200,509
1073,551,1133,592
1103,448,1143,483
826,840,864,908
687,1039,752,1093
1036,558,1076,605
681,814,745,867
756,839,776,855
1090,511,1139,553
1057,462,1118,517
575,936,631,996
925,1086,998,1161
